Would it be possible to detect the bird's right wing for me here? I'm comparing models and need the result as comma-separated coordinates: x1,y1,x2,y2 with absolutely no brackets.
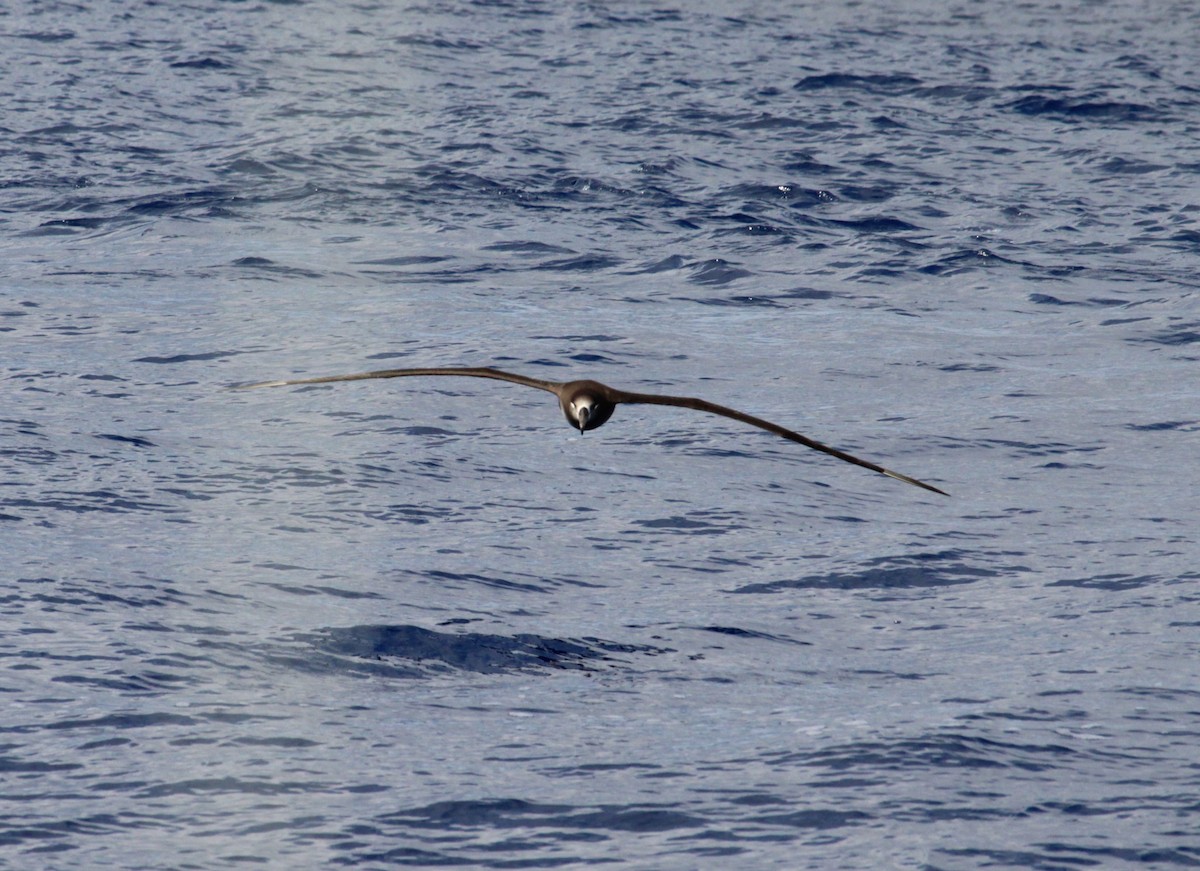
234,367,563,396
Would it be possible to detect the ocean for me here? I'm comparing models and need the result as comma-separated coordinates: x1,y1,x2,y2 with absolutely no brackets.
3,1,1199,868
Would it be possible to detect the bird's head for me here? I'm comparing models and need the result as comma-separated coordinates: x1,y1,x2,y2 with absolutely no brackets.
569,394,597,433
559,381,616,434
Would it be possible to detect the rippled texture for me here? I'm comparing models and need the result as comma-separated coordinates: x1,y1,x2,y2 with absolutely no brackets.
3,1,1200,867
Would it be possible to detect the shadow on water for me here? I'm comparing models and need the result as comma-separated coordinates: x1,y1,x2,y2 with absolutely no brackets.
270,624,674,678
327,797,869,866
731,549,1005,596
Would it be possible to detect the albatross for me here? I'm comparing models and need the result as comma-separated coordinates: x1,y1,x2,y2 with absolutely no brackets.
237,366,947,496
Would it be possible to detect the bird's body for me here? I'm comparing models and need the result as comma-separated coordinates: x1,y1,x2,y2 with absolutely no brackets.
237,366,947,496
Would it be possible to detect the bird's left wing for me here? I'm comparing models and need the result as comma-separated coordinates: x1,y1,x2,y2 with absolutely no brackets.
612,390,948,496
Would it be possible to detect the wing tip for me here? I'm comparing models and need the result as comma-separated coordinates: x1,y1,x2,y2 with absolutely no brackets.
883,469,950,497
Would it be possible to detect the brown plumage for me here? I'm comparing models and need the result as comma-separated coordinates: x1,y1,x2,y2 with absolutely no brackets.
236,366,947,496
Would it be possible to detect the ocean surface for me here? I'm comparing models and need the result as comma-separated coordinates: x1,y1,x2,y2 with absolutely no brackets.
3,1,1200,868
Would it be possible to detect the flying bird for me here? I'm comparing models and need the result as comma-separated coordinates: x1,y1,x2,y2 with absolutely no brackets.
237,366,947,496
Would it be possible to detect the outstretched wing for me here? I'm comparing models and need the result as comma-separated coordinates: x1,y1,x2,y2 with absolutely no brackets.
235,366,563,396
612,390,948,496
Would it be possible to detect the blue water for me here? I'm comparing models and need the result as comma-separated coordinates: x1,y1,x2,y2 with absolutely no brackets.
4,1,1200,867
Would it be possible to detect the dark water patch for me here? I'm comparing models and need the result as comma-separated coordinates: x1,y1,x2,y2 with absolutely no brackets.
1117,685,1200,703
169,57,234,70
95,433,155,448
940,844,1200,868
629,253,688,274
718,182,831,206
566,352,618,364
8,30,76,43
540,761,666,777
121,187,240,218
781,152,839,174
1127,322,1200,346
4,575,191,613
392,33,484,51
219,156,276,178
34,216,109,232
356,254,453,267
688,626,811,647
823,215,922,234
229,735,321,749
360,346,428,362
765,733,1076,774
680,294,784,308
776,287,835,301
958,707,1087,724
662,443,772,463
133,350,242,364
724,792,789,807
2,441,61,469
1047,573,1182,592
686,259,753,286
425,568,553,593
573,465,656,483
718,212,792,237
733,550,999,596
733,112,811,131
1027,293,1130,307
532,253,624,272
134,775,343,799
938,363,1000,372
51,670,193,693
0,812,161,852
377,797,704,832
969,438,1101,458
1003,94,1162,123
441,139,503,153
331,795,867,865
1168,229,1200,248
416,168,536,202
347,499,460,524
229,257,325,279
233,461,354,493
379,425,457,437
280,625,670,677
551,175,638,198
259,581,388,601
0,712,199,736
832,184,896,204
916,83,995,104
522,357,572,370
1093,156,1169,176
794,73,923,94
530,334,626,344
919,247,1016,275
1126,420,1197,432
745,808,869,829
630,512,744,535
0,755,82,773
0,305,35,323
7,489,183,517
481,240,575,256
894,806,1019,824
